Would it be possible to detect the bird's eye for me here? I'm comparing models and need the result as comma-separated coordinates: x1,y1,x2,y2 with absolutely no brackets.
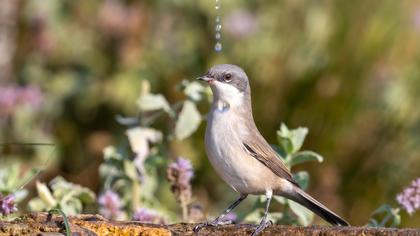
224,73,232,82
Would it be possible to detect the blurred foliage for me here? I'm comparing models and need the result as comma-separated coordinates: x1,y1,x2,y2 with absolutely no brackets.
368,204,401,228
244,123,323,226
97,79,207,222
0,0,420,226
28,176,95,215
0,162,40,220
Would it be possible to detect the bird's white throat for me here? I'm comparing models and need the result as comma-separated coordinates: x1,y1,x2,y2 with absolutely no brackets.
211,81,244,109
216,100,230,112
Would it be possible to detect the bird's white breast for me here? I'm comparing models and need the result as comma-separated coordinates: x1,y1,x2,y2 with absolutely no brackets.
205,104,279,194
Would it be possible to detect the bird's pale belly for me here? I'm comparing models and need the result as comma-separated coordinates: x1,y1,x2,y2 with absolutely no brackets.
205,110,280,194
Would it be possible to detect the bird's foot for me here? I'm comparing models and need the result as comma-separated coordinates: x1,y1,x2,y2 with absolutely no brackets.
251,219,273,236
193,219,233,232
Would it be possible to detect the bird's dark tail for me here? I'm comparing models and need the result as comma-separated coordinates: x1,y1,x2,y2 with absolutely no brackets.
291,188,350,226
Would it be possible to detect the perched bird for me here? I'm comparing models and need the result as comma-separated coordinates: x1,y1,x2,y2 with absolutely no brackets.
194,64,349,235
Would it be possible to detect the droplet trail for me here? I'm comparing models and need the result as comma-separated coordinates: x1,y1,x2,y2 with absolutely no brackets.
214,0,222,52
214,42,222,52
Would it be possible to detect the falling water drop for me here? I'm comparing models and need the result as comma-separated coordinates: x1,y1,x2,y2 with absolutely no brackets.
215,0,220,10
214,42,222,52
214,0,222,53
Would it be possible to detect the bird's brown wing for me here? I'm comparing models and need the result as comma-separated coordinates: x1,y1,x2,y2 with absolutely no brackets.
243,133,299,186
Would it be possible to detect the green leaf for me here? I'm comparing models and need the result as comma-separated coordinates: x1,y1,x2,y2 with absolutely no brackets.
77,191,96,204
290,127,308,153
368,204,401,227
103,146,124,161
277,127,294,154
268,212,284,223
45,176,95,214
36,181,57,208
50,177,72,199
277,136,294,154
125,127,162,167
290,151,324,167
5,164,19,189
123,160,138,181
13,189,28,202
287,199,314,226
183,81,206,101
60,198,82,215
28,198,48,212
270,144,287,159
273,196,286,204
174,100,202,140
293,171,310,190
277,123,308,154
140,168,159,202
243,209,263,223
280,123,291,136
371,204,393,215
368,218,379,227
137,94,171,113
391,213,401,228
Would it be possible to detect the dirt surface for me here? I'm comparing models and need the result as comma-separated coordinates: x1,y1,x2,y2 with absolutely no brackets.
0,213,419,236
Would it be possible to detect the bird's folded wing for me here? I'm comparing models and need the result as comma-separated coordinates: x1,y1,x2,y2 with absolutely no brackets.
243,137,299,187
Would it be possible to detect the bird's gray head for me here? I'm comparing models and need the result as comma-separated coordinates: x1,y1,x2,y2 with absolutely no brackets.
198,64,250,107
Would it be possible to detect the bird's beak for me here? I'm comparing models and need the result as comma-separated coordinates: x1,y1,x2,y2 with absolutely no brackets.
196,76,214,84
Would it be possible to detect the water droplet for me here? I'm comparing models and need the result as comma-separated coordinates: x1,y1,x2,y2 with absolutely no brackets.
214,42,222,52
214,0,222,53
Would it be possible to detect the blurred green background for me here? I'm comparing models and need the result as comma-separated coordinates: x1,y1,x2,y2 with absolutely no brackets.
1,0,420,227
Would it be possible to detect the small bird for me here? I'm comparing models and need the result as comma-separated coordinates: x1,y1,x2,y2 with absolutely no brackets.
193,64,349,235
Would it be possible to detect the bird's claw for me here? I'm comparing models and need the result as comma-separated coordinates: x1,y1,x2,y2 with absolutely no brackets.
251,219,273,236
193,219,233,232
193,222,207,232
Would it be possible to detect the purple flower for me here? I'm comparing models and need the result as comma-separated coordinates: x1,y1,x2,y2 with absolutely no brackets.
132,208,165,224
20,85,43,108
0,86,19,117
0,84,43,117
396,178,420,215
225,10,258,39
413,9,420,32
98,0,133,37
98,191,123,219
167,157,194,221
0,194,18,215
225,212,237,223
168,158,194,186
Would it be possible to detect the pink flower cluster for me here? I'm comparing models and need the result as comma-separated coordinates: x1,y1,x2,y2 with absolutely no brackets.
167,157,194,221
0,194,17,216
396,178,420,215
0,85,43,117
168,158,194,188
132,208,166,224
98,190,123,219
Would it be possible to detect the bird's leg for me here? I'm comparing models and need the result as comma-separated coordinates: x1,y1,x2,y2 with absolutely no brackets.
193,194,247,232
252,190,273,236
210,194,247,225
